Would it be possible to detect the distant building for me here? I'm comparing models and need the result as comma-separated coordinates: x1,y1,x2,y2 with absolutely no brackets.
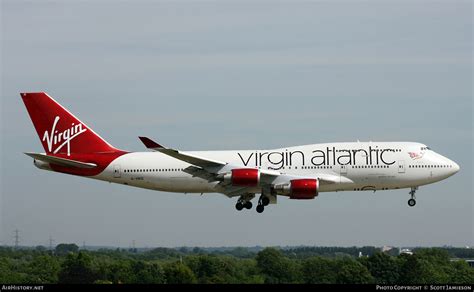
399,248,413,255
465,259,474,268
382,246,394,253
358,251,369,258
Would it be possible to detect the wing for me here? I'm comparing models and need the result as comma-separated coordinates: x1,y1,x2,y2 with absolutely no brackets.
139,137,225,169
139,137,347,197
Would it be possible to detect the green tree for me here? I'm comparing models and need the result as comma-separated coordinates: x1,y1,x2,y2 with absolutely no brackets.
55,243,79,256
34,246,47,252
415,248,451,264
0,257,29,283
110,260,134,284
398,253,450,284
185,254,259,284
302,257,337,284
27,255,60,283
58,252,98,283
95,258,134,284
164,262,197,284
255,248,302,283
450,260,474,284
335,258,373,284
234,259,265,284
185,255,230,283
131,261,165,284
402,249,466,284
363,252,400,284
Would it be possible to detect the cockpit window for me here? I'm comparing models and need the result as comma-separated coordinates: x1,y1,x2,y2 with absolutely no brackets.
421,146,431,151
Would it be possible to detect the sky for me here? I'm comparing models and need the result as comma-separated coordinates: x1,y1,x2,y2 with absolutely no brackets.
1,0,472,248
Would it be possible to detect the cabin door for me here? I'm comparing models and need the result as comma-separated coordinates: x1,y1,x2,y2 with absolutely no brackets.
398,160,405,174
113,164,121,178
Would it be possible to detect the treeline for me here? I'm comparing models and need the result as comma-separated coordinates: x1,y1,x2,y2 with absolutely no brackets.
0,246,472,284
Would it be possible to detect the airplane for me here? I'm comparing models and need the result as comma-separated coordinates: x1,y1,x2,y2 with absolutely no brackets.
21,92,460,213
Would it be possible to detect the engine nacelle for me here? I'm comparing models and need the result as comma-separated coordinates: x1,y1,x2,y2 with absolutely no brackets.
274,179,318,199
290,179,318,199
224,168,260,187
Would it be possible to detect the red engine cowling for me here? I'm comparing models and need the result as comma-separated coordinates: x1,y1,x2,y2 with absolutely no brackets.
229,168,260,187
289,179,318,199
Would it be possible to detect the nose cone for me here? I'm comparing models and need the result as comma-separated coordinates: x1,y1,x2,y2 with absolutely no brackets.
432,152,460,180
445,157,460,176
452,161,460,174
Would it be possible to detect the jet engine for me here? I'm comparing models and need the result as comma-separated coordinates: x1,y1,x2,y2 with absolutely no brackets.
223,168,260,187
274,179,318,199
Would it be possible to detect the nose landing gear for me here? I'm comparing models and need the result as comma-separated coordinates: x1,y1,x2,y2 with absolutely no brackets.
408,187,418,207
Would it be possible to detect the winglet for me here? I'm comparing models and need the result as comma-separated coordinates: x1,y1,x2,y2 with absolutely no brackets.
139,137,165,149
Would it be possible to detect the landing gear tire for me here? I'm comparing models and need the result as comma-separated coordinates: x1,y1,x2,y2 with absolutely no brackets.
256,205,264,213
235,202,244,211
408,187,418,207
236,193,255,211
261,196,270,206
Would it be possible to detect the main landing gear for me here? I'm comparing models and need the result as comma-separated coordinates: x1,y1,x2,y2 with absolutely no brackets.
235,201,252,211
235,193,272,213
408,187,418,207
256,195,270,213
235,194,254,211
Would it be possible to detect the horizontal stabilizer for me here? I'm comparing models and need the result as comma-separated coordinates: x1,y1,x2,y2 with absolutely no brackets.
24,152,97,169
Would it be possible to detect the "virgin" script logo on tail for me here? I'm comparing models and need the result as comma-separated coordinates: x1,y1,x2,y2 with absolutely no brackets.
42,116,87,156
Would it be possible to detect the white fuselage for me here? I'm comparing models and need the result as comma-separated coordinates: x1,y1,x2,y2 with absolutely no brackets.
82,142,459,196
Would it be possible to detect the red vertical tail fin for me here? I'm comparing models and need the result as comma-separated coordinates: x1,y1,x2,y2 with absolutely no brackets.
21,92,119,156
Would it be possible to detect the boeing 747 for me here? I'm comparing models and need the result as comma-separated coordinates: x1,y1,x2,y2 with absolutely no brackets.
21,92,460,213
